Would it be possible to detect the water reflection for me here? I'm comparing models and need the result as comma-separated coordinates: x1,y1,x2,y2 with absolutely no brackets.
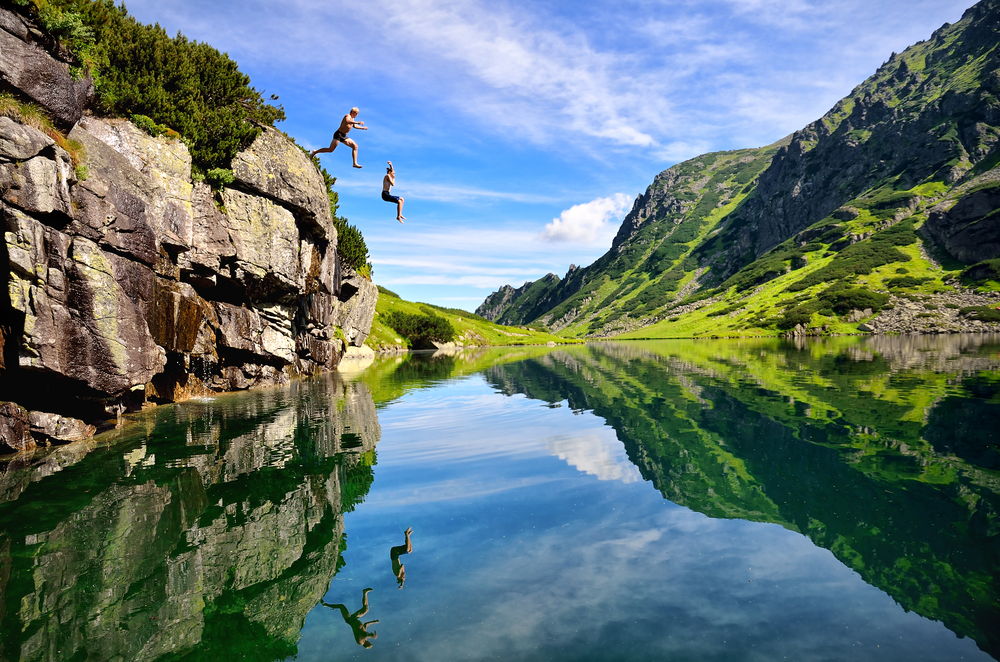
484,334,1000,659
0,336,997,661
390,527,414,588
0,373,379,662
322,587,379,648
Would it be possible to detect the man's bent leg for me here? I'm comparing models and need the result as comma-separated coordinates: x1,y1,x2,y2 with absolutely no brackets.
310,138,340,158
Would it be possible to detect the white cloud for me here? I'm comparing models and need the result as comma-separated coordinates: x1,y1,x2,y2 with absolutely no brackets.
539,193,632,244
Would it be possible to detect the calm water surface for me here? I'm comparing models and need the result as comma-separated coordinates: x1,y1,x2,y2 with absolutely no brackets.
1,336,998,661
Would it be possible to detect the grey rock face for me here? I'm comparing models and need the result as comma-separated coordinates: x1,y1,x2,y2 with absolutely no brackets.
0,116,53,160
0,401,34,452
28,410,96,442
214,301,296,365
0,11,93,126
231,127,336,240
923,184,1000,263
220,188,302,298
1,151,73,216
0,22,378,447
4,207,168,394
1,113,377,448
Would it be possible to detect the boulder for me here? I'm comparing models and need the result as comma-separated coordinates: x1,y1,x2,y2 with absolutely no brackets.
1,150,73,216
148,279,218,357
231,127,335,240
296,334,340,373
4,207,166,395
0,21,93,126
0,401,34,453
77,117,195,247
923,185,1000,263
220,187,302,299
328,266,378,347
28,411,96,443
213,301,296,365
0,116,53,160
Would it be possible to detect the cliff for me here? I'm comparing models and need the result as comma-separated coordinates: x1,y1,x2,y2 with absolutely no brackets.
479,0,1000,338
0,5,377,453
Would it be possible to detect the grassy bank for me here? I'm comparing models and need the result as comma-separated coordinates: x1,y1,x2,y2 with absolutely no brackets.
366,287,581,352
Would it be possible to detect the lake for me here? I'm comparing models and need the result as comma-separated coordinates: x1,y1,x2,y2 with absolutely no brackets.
1,335,998,661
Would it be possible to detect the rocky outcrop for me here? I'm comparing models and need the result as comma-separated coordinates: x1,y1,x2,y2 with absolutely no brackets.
1,107,376,450
922,178,1000,263
0,7,94,127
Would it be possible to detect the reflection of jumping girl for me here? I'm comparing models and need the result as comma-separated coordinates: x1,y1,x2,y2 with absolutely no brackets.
322,588,379,648
390,527,413,588
383,161,405,222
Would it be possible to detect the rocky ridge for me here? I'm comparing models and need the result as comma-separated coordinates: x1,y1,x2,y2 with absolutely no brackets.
478,0,1000,339
0,8,377,453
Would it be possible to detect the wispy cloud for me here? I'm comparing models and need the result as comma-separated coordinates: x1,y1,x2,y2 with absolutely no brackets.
335,176,561,204
539,194,632,244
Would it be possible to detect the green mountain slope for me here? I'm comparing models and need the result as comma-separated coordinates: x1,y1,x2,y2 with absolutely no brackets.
478,0,1000,338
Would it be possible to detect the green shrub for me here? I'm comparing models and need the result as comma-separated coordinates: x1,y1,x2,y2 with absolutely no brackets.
333,216,370,273
377,285,399,298
29,0,285,171
205,168,234,187
383,311,455,349
787,220,916,292
959,306,1000,323
886,276,932,288
777,307,812,330
962,259,1000,282
821,286,889,314
923,303,938,310
131,113,165,136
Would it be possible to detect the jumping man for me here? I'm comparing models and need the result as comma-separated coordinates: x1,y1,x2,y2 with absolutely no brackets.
310,107,366,168
383,161,405,222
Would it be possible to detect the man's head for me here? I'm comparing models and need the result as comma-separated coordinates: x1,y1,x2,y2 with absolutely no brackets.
350,107,359,117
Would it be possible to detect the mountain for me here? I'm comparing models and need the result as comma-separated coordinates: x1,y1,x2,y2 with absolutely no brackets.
478,0,1000,338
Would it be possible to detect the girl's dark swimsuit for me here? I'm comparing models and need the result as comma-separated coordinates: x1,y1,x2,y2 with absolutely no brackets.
382,190,399,204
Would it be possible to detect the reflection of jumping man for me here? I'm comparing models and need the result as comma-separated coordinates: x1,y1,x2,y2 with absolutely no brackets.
390,527,413,588
310,107,366,168
383,161,405,223
322,587,379,648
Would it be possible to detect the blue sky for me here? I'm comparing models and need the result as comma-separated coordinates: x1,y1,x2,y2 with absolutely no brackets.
124,0,969,310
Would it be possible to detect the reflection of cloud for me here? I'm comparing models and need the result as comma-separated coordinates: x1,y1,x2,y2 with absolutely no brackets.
544,431,642,483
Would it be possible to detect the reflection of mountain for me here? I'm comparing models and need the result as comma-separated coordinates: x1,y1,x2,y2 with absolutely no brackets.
0,373,380,662
485,337,1000,660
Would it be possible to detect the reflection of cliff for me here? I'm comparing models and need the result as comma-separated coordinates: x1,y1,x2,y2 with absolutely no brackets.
485,338,1000,660
0,372,380,662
